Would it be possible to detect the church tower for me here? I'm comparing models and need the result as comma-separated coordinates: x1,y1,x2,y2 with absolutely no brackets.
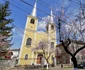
46,9,56,60
19,1,38,65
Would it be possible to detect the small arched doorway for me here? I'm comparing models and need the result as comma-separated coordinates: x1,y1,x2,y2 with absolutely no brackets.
37,54,43,64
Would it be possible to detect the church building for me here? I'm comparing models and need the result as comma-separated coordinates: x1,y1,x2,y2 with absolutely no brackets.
18,1,56,65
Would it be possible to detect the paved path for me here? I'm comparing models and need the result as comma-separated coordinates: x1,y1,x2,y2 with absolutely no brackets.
9,66,85,70
49,67,84,70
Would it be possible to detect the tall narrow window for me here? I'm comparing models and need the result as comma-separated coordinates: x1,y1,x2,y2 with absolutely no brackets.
51,42,54,48
84,56,85,59
25,54,28,60
51,25,54,30
46,27,48,31
26,38,32,46
30,18,35,24
81,56,83,60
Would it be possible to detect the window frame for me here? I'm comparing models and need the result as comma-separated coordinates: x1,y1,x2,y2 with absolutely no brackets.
24,54,28,60
26,38,32,46
51,42,54,48
30,18,35,24
51,25,54,30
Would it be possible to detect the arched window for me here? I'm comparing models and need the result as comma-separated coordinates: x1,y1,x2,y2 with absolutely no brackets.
30,18,35,24
51,25,54,30
26,38,32,46
25,54,28,60
51,42,54,48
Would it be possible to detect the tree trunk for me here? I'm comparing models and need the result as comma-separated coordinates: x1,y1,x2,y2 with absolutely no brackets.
46,59,49,69
71,57,78,70
46,59,49,65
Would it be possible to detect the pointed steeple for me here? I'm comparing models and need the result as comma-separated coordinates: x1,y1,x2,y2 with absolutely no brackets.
31,0,37,17
50,8,54,23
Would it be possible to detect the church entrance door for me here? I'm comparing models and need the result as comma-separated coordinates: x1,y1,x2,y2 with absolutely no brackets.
37,54,43,64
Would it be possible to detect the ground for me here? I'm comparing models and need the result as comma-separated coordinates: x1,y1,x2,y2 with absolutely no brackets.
49,67,84,70
0,65,84,70
8,66,85,70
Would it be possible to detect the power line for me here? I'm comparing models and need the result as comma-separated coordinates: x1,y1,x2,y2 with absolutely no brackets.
38,0,51,7
10,2,30,14
12,1,50,22
9,0,57,23
3,0,30,14
64,0,72,14
12,0,45,20
9,1,81,19
12,0,78,24
20,0,61,23
10,0,58,23
38,0,50,8
3,0,80,27
72,0,81,5
53,0,58,5
20,0,51,16
8,1,60,30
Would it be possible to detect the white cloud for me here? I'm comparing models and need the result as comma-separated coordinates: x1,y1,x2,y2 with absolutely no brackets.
38,21,47,31
37,16,50,32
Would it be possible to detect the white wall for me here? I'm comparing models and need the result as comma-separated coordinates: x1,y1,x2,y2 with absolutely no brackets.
11,51,19,59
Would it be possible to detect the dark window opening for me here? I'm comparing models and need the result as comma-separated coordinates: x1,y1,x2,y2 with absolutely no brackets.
30,19,35,24
77,56,80,60
51,55,54,60
26,38,32,46
51,42,54,48
46,27,48,31
51,25,54,30
25,54,28,60
82,56,83,60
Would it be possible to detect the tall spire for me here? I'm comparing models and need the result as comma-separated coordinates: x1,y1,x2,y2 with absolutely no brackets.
31,0,37,17
50,8,54,23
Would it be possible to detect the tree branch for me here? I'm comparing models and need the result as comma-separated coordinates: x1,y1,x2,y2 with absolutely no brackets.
47,52,52,59
66,38,71,47
74,45,85,56
61,40,73,57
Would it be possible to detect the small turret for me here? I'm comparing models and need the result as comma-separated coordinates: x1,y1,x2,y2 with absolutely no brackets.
46,9,56,33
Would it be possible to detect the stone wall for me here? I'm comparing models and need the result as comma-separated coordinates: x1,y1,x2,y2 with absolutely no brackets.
0,58,16,70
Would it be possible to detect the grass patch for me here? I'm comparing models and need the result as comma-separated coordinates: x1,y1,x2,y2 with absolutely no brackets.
42,68,49,70
64,66,73,68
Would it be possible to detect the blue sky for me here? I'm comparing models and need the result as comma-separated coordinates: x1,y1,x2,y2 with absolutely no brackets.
0,0,80,49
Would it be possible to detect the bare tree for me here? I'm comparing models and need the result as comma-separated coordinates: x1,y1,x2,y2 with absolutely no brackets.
56,1,85,70
32,39,55,65
58,2,85,69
